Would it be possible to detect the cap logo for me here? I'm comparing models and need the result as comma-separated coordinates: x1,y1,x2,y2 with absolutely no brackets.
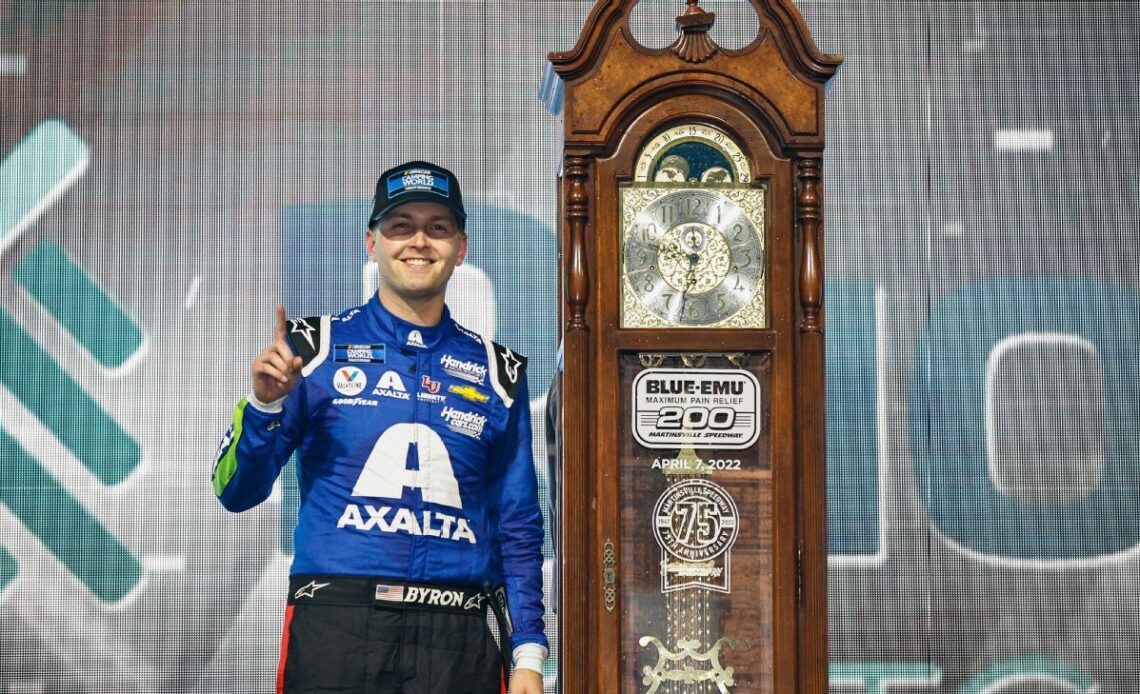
388,168,449,200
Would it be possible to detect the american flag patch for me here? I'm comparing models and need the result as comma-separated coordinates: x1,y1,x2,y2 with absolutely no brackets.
375,584,405,602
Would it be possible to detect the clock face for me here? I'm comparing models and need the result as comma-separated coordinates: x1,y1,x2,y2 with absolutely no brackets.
622,187,766,327
622,122,766,328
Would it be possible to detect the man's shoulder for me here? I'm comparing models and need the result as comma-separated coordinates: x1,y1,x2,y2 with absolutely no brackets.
285,304,369,371
446,321,528,406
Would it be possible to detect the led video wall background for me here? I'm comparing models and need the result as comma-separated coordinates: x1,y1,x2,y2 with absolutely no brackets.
1,1,1138,691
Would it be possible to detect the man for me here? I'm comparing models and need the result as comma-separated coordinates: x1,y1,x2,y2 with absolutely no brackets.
211,161,547,694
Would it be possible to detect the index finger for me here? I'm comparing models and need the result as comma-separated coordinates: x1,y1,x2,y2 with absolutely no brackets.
274,304,288,342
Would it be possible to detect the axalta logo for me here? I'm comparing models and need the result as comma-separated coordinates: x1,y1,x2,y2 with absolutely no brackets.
440,354,486,385
333,367,366,396
372,371,410,400
441,406,487,439
336,504,476,543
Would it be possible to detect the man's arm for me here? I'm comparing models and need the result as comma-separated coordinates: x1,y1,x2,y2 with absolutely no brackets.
490,376,550,673
211,305,308,511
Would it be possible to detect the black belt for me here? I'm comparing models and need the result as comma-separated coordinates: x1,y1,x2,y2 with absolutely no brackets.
286,575,514,675
287,575,494,613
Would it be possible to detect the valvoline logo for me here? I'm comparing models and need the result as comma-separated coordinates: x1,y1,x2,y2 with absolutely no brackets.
334,366,367,396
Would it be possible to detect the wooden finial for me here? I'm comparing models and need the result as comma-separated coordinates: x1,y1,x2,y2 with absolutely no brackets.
671,0,718,63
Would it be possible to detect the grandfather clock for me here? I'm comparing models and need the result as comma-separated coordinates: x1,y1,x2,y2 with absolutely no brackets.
546,1,840,692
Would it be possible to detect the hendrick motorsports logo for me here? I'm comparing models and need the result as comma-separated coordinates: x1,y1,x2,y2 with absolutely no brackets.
633,369,760,449
441,406,487,439
440,354,487,385
653,479,740,593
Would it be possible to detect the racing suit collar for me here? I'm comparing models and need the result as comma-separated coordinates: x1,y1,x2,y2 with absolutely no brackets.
366,293,453,350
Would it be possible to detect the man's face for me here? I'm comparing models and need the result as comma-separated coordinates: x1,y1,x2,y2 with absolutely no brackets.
367,201,467,304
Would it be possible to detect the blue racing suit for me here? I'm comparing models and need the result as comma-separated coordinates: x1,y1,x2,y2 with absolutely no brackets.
211,295,549,665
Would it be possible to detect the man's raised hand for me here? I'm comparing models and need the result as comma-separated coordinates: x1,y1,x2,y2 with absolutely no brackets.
251,305,304,404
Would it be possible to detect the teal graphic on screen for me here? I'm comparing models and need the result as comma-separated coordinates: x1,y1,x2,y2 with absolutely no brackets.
0,121,143,602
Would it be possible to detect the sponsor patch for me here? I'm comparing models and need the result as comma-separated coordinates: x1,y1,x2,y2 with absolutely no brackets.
335,343,386,363
333,367,367,396
441,405,487,439
449,384,489,404
387,167,450,199
338,504,477,544
407,330,426,348
417,374,445,403
633,369,760,450
332,397,379,407
440,354,487,385
372,370,410,400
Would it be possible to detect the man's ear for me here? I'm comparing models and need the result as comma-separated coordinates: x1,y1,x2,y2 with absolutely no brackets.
365,227,377,260
455,232,468,266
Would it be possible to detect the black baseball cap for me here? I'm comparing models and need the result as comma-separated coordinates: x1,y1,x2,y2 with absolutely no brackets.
368,161,466,229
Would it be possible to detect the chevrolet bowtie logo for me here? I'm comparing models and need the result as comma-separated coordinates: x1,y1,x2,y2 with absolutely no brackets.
294,580,330,599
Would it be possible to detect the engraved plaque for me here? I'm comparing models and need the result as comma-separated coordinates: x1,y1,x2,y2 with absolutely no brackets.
620,353,773,693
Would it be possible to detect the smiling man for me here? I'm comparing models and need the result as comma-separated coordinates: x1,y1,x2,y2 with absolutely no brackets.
211,162,548,694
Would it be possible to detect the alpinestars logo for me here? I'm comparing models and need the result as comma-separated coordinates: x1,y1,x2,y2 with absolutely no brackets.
499,346,522,383
440,354,487,385
441,406,487,439
289,318,318,350
294,580,330,599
